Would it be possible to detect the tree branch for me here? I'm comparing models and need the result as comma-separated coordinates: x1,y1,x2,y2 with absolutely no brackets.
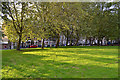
7,3,20,34
13,3,20,29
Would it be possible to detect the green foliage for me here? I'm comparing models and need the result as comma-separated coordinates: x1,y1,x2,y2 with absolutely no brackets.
90,2,119,40
1,2,119,48
2,20,30,42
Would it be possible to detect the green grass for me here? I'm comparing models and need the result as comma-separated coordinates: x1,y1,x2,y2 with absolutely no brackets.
2,46,118,78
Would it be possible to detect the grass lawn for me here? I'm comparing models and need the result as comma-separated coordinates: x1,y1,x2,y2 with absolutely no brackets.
2,46,118,78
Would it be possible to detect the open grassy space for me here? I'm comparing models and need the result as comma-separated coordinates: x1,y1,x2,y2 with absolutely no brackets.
2,46,118,78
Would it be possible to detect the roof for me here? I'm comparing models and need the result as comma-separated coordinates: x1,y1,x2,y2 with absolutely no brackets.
2,42,8,44
2,36,8,42
0,40,8,44
0,36,9,44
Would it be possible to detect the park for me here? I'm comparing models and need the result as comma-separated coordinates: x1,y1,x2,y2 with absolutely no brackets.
0,2,119,78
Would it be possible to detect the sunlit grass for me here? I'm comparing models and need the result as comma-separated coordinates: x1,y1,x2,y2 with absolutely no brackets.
2,46,118,78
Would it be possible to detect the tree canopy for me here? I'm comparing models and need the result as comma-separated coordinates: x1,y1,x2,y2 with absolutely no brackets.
1,2,119,50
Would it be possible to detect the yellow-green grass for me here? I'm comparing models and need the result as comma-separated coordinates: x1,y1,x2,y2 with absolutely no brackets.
2,46,118,78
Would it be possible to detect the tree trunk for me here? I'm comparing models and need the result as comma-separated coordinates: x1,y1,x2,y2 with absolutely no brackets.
70,40,72,46
111,40,113,46
41,39,44,49
91,40,93,46
8,40,11,49
31,40,34,45
70,36,73,46
61,36,63,46
101,40,103,46
89,38,91,46
13,42,15,49
16,35,22,50
66,37,68,46
66,30,69,46
106,39,109,46
97,39,100,46
85,38,87,46
94,38,97,45
22,41,24,48
75,38,79,46
55,34,60,48
91,37,95,46
118,38,120,46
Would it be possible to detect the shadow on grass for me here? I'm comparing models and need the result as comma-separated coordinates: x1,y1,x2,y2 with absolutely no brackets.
2,53,118,78
50,49,117,57
47,52,118,64
20,48,49,52
2,47,118,78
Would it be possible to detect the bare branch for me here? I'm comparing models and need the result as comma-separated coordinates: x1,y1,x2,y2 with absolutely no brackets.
13,3,20,29
7,3,20,34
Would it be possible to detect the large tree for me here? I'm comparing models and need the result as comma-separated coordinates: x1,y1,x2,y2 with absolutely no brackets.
2,2,31,50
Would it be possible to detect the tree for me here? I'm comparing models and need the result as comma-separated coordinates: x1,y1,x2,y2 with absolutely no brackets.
2,2,31,50
91,2,119,45
28,2,53,49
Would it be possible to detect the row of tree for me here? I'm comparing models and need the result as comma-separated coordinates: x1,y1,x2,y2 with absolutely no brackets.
1,2,119,50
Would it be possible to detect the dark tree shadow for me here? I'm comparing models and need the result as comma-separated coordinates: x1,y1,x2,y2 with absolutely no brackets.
20,48,49,52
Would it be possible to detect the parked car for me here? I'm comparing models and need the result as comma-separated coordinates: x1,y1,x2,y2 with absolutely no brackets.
30,45,37,48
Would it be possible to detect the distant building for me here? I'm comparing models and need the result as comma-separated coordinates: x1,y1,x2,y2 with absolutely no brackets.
0,35,118,49
0,36,8,49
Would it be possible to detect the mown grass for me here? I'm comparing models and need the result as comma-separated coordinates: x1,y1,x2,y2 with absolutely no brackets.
2,46,118,78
